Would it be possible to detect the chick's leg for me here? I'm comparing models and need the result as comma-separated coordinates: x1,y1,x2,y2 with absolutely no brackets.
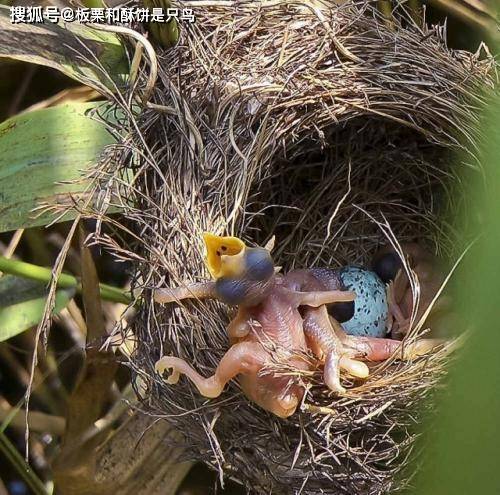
303,306,369,393
386,269,412,337
227,307,254,343
155,342,268,398
330,317,444,361
345,335,444,360
290,289,356,308
154,281,217,304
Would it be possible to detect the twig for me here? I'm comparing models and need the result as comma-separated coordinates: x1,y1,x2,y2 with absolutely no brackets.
355,400,394,424
7,65,36,117
90,23,158,105
302,404,338,416
0,346,58,413
0,398,66,436
0,478,8,495
3,229,24,259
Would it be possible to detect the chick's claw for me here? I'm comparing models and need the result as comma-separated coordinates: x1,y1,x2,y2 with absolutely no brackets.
339,356,370,378
323,352,345,393
342,335,405,361
301,305,369,393
401,338,446,359
291,289,356,308
227,307,254,342
341,334,443,361
155,357,181,385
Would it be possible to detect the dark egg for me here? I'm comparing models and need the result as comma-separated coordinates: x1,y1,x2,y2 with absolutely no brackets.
328,301,355,323
372,251,402,283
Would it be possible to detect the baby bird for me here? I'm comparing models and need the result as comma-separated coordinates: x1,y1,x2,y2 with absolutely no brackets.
154,233,356,417
154,234,441,417
372,243,452,338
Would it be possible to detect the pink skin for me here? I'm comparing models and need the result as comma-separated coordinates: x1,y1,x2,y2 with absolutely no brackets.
282,268,441,392
154,257,445,417
379,244,452,338
155,279,355,417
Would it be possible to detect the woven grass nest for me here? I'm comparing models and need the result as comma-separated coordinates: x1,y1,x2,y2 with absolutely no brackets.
92,1,496,493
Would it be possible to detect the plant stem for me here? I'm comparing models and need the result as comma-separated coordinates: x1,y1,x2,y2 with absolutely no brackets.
0,256,131,305
142,0,179,47
0,398,66,436
0,431,48,495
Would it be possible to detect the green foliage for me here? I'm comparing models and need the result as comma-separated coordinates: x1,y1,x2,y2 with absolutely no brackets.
0,275,74,342
0,256,131,304
413,95,500,492
0,102,116,233
142,0,179,47
0,5,128,91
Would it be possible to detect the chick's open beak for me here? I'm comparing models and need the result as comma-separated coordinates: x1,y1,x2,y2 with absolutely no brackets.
203,233,247,279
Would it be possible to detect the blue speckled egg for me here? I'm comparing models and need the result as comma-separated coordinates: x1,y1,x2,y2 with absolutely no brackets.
338,266,388,337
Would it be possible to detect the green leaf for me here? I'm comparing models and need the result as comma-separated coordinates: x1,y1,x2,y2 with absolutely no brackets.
0,4,128,91
0,275,75,341
0,102,117,233
412,94,500,492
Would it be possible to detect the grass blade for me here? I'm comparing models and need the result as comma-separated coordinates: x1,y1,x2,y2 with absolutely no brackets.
0,431,47,495
413,92,500,494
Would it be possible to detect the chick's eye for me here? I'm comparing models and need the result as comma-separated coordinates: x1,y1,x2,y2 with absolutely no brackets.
221,246,227,251
245,248,274,281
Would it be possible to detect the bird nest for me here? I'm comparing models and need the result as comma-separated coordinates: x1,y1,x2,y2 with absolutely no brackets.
88,1,496,494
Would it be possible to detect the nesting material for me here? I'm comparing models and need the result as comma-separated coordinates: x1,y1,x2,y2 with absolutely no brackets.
90,1,497,494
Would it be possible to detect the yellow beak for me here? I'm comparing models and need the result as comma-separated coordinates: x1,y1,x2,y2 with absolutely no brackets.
203,233,247,279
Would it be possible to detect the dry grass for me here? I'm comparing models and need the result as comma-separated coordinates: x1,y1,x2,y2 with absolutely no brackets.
83,1,497,493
